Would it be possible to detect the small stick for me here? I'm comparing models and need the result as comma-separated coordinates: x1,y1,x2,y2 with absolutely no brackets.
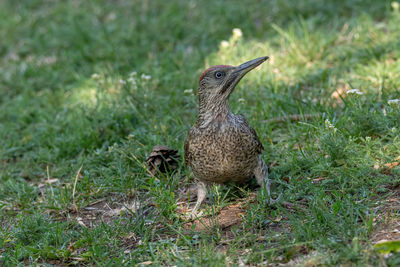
72,165,83,209
263,114,321,124
46,165,54,197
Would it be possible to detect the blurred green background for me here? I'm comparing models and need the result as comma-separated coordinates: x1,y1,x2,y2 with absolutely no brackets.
1,0,400,265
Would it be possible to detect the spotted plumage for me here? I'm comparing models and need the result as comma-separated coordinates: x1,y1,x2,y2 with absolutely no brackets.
184,56,276,216
185,114,262,183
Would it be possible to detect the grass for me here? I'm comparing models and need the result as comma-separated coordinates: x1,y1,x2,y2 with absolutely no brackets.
1,0,400,265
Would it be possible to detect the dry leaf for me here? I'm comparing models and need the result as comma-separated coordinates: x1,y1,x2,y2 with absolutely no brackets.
137,261,153,265
381,162,400,174
45,178,59,184
76,217,86,227
183,202,244,231
312,177,325,183
384,162,400,169
330,84,347,107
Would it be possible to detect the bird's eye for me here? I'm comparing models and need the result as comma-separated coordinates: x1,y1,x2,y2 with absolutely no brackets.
215,71,224,79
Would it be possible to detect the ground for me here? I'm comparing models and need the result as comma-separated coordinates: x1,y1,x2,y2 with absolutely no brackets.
1,0,400,265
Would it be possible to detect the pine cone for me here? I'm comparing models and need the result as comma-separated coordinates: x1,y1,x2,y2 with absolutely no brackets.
146,145,180,175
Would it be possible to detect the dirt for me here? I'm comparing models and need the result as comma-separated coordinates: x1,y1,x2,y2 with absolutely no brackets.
182,201,246,231
177,192,258,232
51,194,154,228
371,183,400,244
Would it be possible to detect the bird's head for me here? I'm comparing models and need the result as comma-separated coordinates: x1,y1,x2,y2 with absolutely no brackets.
196,56,269,122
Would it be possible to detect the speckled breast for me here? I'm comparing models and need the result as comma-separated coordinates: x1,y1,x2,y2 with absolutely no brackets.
187,122,260,183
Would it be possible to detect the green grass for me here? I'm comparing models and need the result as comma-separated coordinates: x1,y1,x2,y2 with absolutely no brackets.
1,0,400,265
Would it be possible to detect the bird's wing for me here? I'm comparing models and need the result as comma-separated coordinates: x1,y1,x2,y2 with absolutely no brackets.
238,114,264,153
249,125,264,153
184,138,190,166
184,128,195,166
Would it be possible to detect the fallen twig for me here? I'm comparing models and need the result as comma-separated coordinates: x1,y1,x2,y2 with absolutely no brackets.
46,165,54,197
72,164,83,211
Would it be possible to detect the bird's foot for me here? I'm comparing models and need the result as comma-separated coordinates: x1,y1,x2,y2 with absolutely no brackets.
180,207,204,220
187,181,207,220
176,184,198,202
188,209,204,220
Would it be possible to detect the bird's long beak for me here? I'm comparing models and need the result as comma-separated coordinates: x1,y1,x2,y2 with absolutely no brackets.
236,56,269,74
221,56,269,95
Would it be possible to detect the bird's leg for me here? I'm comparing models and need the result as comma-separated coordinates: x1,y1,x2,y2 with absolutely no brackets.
254,155,281,204
190,181,207,218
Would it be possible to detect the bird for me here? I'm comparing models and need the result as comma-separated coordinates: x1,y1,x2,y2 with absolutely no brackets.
184,56,277,216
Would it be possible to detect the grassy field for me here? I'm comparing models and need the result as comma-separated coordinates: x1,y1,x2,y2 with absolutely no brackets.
1,0,400,265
